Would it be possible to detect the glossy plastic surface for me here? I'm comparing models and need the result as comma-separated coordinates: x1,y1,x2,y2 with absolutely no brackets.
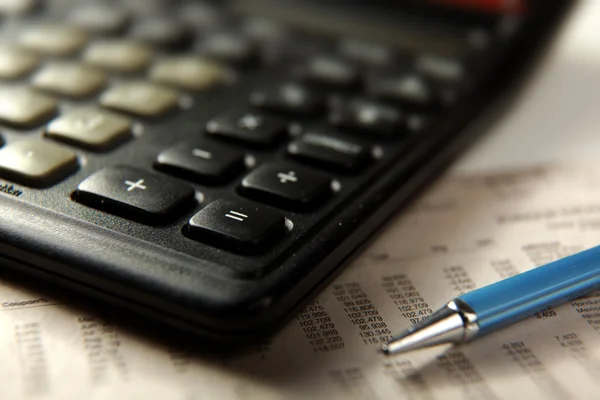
460,245,600,335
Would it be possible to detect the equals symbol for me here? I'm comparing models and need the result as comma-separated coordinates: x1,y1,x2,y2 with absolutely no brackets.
225,210,248,222
192,148,212,160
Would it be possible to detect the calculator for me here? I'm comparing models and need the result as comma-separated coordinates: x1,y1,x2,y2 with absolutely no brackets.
0,0,572,341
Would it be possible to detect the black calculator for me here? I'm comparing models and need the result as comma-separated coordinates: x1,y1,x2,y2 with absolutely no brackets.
0,0,572,341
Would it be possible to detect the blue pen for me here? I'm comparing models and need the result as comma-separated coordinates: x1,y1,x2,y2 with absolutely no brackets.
382,245,600,355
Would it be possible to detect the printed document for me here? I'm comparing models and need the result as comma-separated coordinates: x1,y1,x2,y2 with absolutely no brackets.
2,163,600,399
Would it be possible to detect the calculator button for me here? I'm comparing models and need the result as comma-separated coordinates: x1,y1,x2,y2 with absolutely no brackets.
100,82,179,118
0,140,78,187
46,107,132,151
328,98,404,137
83,40,153,73
0,0,39,15
206,111,287,147
198,32,258,66
242,18,288,44
239,163,333,210
250,83,325,116
188,199,286,253
0,46,39,79
415,54,465,83
131,18,194,50
155,140,245,184
178,2,224,30
338,39,393,67
76,166,195,223
31,62,107,99
18,24,87,57
303,55,361,88
0,87,57,128
369,73,435,108
69,5,130,36
287,132,371,173
149,57,226,91
407,114,431,134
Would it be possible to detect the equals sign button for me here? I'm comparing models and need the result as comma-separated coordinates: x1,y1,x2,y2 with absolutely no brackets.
192,148,213,160
225,210,248,222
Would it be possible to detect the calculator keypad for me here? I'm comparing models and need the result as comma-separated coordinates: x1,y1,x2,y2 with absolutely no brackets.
0,0,498,262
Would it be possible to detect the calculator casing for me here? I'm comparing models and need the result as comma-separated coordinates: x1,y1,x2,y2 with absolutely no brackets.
0,0,573,342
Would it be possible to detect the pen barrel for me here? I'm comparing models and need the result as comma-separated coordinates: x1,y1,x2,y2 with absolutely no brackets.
458,245,600,335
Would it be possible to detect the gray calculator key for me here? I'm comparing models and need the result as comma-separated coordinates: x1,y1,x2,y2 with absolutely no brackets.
18,24,88,57
0,0,39,15
100,82,179,118
0,87,58,128
0,140,79,187
130,18,193,50
0,46,39,79
46,107,132,151
83,40,153,73
149,57,226,91
69,5,130,35
32,62,107,99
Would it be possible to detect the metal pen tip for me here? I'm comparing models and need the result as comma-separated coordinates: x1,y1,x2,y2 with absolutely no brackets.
380,343,390,354
382,301,476,355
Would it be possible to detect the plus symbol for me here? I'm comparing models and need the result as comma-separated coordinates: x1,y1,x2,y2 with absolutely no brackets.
125,179,147,192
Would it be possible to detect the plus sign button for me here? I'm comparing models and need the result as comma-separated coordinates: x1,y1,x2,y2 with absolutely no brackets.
239,162,333,210
76,166,196,223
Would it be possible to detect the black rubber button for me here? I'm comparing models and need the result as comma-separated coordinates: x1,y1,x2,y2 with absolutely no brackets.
198,32,258,66
328,98,405,138
239,162,333,210
206,111,287,148
369,72,436,108
302,54,361,89
76,166,195,224
250,82,324,116
187,198,286,253
155,139,245,185
287,132,371,173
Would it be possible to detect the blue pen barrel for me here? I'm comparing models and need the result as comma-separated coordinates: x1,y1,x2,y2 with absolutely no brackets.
458,245,600,335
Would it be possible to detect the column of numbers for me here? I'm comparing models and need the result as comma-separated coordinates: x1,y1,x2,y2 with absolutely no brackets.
382,274,433,325
332,282,391,345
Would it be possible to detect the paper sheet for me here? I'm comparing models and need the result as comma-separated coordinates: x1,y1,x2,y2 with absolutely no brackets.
3,163,600,400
